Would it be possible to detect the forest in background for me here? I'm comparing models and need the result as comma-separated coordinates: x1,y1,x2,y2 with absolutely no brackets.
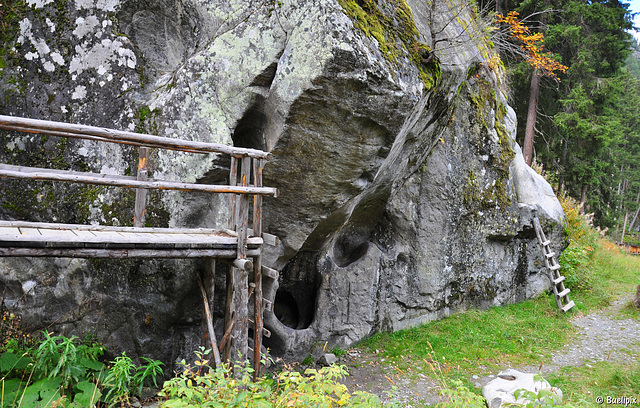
487,0,640,243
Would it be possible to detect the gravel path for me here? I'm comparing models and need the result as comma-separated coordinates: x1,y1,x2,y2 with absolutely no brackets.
341,292,640,406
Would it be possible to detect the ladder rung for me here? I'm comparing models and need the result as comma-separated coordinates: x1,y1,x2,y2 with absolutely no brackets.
541,240,550,246
557,288,570,298
262,266,279,280
561,300,575,313
549,264,561,271
553,276,565,285
264,299,273,311
545,252,556,258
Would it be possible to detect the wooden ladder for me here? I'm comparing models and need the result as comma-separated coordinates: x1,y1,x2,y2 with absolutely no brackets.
532,216,575,313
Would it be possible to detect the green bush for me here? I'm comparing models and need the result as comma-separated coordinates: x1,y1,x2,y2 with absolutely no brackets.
159,347,395,407
0,331,163,408
558,195,600,292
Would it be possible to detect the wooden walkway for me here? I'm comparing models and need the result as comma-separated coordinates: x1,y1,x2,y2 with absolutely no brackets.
0,115,277,378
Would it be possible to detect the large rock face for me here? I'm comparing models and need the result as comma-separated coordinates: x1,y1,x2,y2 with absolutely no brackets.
0,0,565,362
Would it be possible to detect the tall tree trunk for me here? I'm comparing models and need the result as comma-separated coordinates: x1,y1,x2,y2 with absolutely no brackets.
622,209,629,244
523,71,541,166
579,184,588,215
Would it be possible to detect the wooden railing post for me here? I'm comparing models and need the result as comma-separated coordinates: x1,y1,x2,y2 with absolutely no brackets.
134,146,149,227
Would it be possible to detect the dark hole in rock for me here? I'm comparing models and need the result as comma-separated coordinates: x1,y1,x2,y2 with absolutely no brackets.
232,97,267,151
271,251,320,330
274,289,300,329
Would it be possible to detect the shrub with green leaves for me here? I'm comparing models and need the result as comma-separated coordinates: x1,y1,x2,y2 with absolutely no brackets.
0,330,163,408
558,194,600,292
159,347,395,407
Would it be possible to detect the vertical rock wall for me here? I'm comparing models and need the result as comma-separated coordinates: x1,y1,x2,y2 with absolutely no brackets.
0,0,565,363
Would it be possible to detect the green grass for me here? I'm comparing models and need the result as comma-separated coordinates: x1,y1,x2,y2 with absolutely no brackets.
361,294,575,375
548,362,640,406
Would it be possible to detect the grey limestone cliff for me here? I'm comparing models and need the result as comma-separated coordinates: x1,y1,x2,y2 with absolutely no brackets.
0,0,565,362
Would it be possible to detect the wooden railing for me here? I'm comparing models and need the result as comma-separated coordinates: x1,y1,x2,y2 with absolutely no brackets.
0,114,277,377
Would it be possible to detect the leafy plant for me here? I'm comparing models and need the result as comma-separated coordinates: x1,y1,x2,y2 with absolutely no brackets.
0,328,164,408
159,347,396,407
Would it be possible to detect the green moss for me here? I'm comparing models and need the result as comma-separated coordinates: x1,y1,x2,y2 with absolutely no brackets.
0,0,28,62
495,102,515,171
336,0,440,89
135,106,160,135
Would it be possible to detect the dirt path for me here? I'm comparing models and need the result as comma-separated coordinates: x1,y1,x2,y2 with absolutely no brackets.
340,292,640,406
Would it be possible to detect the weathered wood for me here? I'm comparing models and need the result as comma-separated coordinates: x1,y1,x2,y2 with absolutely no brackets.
230,157,251,364
0,115,280,377
0,163,278,196
0,115,271,158
252,158,265,379
223,266,234,362
0,227,263,246
228,156,238,230
197,270,222,367
0,220,236,235
233,258,253,271
0,247,260,258
219,318,234,352
261,266,279,280
134,147,149,228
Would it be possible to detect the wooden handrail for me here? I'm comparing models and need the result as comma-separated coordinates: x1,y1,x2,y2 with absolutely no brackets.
0,163,278,196
0,115,271,158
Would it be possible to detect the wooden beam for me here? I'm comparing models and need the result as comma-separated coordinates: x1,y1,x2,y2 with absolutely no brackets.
0,163,278,196
252,158,264,380
229,157,251,364
197,268,222,367
0,247,260,258
0,115,271,159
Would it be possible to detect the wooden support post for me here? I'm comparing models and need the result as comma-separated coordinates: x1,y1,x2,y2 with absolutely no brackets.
252,158,264,380
228,156,238,230
223,156,239,363
134,147,149,227
229,157,250,365
198,260,222,367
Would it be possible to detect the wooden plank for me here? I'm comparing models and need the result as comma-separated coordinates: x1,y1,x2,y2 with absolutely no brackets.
561,300,575,313
134,146,149,227
0,247,260,258
261,266,279,280
0,115,271,158
18,227,41,236
0,231,261,248
0,220,231,234
0,164,278,196
0,227,20,235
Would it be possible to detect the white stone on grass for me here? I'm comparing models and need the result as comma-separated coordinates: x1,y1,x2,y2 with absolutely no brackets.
482,369,563,408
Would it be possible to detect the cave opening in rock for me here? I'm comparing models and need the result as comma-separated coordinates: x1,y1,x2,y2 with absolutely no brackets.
232,99,267,151
271,251,321,330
